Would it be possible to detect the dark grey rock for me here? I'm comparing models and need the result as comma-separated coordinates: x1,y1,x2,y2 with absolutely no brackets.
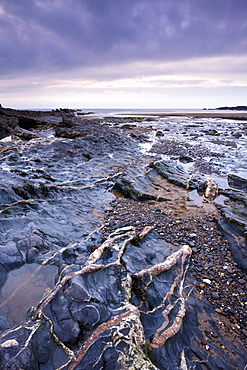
151,159,191,188
151,159,201,189
54,319,80,345
0,227,245,369
211,292,220,300
0,108,246,369
113,167,171,201
218,219,247,272
238,279,246,284
228,173,247,191
0,316,10,330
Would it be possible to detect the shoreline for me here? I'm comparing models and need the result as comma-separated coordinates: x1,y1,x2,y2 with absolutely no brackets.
0,107,246,366
119,112,247,119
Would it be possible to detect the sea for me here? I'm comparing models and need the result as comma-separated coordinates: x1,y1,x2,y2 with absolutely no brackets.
76,107,247,116
25,107,247,115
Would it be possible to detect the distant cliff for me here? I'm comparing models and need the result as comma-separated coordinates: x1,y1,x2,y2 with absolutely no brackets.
216,105,247,110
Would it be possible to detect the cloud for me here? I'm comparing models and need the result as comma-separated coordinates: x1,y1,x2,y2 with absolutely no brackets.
1,0,247,109
1,54,247,109
1,0,247,77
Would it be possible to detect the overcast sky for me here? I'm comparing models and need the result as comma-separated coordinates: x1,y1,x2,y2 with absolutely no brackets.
1,0,247,109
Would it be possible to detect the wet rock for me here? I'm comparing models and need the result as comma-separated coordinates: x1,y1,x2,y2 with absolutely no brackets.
18,116,41,130
151,159,200,189
0,107,247,368
0,242,24,275
179,153,194,163
0,316,10,331
228,173,247,191
218,219,247,272
211,292,220,300
203,178,218,202
226,266,233,273
113,167,171,201
203,129,219,136
238,278,246,284
232,132,242,138
0,125,10,140
55,127,81,138
242,329,247,337
54,318,80,345
156,130,164,136
215,189,247,272
0,227,246,368
151,160,191,188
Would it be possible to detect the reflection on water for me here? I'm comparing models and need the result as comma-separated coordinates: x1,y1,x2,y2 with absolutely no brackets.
210,175,229,189
188,189,204,202
0,263,57,328
139,131,157,154
213,195,229,207
0,136,12,142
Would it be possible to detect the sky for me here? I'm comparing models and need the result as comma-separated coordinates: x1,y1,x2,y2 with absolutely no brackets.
1,0,247,109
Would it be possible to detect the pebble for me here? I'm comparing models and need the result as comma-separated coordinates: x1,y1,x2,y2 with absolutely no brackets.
215,308,223,314
0,340,19,348
211,331,218,338
242,329,247,337
211,292,220,300
223,265,233,273
239,279,246,284
203,278,211,285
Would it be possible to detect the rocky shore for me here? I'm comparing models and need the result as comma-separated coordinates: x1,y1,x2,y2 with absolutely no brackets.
120,111,247,119
0,106,246,369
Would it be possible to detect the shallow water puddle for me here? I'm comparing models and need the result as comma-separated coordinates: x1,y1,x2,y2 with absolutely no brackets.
188,189,204,202
0,136,12,142
139,131,157,154
0,263,57,328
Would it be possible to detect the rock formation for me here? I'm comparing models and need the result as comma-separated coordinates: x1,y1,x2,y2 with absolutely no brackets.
0,107,246,368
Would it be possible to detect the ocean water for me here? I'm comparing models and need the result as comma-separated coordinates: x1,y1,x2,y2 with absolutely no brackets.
77,107,247,116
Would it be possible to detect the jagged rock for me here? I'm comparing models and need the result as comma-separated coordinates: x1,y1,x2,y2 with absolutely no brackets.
179,153,194,163
18,116,41,130
228,173,247,191
203,179,218,202
214,188,247,271
151,159,199,189
218,219,247,272
113,167,172,201
202,129,219,136
0,116,10,139
0,227,246,369
0,107,247,368
0,316,10,331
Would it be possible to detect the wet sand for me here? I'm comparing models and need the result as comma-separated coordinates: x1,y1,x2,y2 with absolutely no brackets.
120,112,247,119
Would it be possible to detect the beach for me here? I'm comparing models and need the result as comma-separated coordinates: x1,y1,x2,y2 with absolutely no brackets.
0,107,246,368
120,111,247,119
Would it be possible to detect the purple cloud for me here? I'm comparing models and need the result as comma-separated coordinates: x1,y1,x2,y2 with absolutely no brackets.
1,0,247,76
